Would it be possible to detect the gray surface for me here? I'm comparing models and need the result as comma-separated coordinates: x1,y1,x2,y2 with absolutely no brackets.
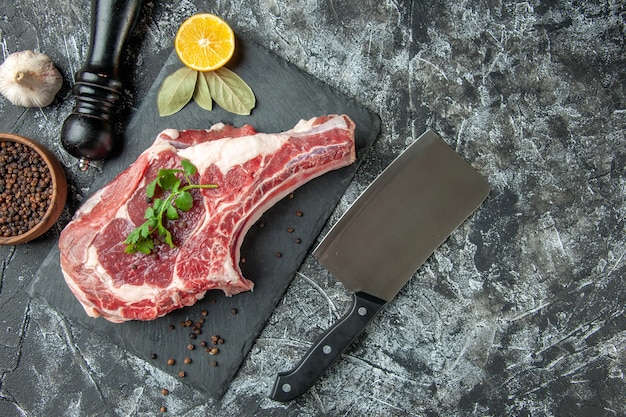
1,1,625,416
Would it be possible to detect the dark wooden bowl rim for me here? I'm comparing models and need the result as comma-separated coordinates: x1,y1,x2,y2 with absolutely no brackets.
0,133,67,245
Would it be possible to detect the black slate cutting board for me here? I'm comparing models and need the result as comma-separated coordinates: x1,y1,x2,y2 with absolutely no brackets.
31,37,380,399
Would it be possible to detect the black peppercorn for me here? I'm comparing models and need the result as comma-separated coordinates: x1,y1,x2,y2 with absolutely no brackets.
0,140,53,237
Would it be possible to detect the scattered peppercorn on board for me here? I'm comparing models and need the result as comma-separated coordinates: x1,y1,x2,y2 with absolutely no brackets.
32,37,380,399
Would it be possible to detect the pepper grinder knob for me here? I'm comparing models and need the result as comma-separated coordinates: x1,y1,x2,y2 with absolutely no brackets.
61,0,143,170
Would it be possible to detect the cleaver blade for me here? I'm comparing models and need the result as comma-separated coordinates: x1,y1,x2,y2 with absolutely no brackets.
270,129,489,402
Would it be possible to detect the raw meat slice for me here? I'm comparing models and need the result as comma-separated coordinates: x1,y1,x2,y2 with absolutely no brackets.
59,115,356,323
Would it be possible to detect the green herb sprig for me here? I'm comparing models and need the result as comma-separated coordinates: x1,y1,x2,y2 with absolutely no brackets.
124,159,217,255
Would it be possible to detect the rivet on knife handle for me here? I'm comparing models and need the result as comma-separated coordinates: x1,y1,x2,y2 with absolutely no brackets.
270,292,386,402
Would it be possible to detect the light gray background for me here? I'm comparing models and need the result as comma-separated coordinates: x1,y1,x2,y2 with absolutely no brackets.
1,1,625,416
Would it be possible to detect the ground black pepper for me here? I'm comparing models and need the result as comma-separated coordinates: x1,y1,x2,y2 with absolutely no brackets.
0,140,53,237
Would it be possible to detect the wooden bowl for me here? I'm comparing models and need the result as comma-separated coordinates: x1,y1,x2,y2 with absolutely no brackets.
0,133,68,245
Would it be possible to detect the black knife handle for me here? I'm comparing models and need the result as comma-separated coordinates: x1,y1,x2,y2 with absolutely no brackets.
61,0,143,168
270,292,386,402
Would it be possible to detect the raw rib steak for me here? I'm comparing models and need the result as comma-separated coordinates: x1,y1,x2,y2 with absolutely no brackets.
59,115,356,323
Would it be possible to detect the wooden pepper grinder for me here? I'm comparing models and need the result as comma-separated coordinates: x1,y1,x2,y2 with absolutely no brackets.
61,0,143,170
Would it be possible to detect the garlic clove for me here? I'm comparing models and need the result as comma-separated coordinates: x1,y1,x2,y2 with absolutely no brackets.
0,50,63,108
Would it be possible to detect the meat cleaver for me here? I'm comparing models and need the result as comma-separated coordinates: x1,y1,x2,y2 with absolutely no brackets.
270,129,490,401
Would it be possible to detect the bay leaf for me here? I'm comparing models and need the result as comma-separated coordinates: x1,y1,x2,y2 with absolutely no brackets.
157,67,198,117
193,68,212,111
204,67,255,115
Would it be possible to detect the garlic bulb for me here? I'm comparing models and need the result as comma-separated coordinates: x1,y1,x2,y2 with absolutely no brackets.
0,50,63,107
